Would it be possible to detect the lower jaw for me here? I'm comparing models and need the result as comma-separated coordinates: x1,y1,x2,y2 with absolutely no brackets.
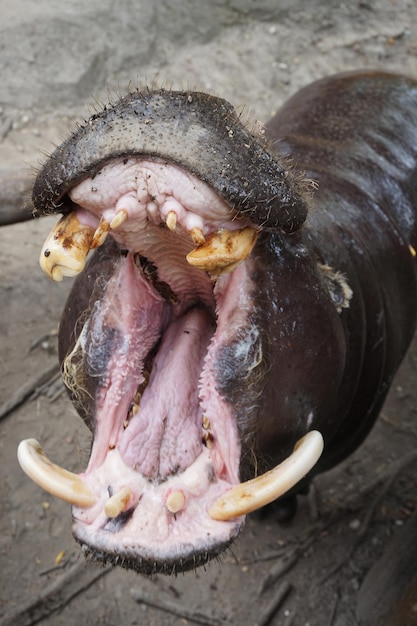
71,447,245,574
17,429,324,573
74,529,241,575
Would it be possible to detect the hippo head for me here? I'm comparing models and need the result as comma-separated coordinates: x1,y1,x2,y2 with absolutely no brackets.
17,88,346,574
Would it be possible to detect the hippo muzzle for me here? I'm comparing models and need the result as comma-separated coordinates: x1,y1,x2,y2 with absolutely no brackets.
18,72,417,573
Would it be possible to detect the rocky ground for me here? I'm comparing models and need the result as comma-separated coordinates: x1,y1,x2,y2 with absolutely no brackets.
1,1,417,625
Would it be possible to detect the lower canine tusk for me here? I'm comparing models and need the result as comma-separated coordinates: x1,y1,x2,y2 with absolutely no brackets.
39,211,95,281
208,430,324,521
17,439,97,508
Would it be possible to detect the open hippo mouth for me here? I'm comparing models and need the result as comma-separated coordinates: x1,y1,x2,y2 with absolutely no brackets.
18,89,324,574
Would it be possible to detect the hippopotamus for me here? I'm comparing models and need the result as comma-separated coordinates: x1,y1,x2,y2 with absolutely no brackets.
17,70,417,574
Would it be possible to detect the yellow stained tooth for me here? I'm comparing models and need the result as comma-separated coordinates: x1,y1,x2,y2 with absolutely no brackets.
104,486,132,518
208,431,324,521
186,226,258,277
39,211,95,281
110,208,128,230
91,217,111,248
17,439,97,508
166,211,177,232
166,490,185,514
190,227,206,245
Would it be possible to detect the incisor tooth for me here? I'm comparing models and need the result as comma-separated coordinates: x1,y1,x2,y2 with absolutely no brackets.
166,211,177,232
90,217,111,248
166,490,185,514
17,439,96,508
110,208,128,230
186,226,258,277
104,486,132,518
39,212,95,281
208,430,324,521
190,227,206,245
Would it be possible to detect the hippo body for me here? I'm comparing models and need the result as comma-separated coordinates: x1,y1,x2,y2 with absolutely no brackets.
263,71,417,473
21,71,417,573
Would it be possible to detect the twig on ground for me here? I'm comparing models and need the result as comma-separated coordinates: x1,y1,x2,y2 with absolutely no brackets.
131,589,223,626
308,481,320,522
317,449,417,585
48,384,67,403
242,547,287,565
344,449,417,510
30,370,61,400
380,411,417,437
317,544,357,586
259,531,318,595
0,362,60,421
29,329,58,352
0,561,112,626
258,550,300,595
255,581,292,626
326,592,340,626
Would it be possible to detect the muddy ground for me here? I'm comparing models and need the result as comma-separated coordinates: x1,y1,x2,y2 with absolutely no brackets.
1,1,417,625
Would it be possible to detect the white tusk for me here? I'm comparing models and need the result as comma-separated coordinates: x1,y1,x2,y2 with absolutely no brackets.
208,430,324,521
104,486,132,518
17,439,97,508
39,212,95,281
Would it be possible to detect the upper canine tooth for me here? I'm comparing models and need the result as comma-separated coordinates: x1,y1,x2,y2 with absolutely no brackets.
186,226,258,277
208,430,324,521
190,227,206,245
90,217,111,248
104,486,132,518
110,208,128,230
39,211,95,281
166,211,178,232
17,439,97,508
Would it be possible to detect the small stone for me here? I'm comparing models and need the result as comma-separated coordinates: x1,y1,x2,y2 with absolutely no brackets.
349,519,361,530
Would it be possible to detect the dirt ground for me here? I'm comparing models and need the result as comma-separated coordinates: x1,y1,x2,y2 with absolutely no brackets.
1,1,417,625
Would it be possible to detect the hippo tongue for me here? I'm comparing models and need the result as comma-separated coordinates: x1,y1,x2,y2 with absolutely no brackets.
109,306,215,479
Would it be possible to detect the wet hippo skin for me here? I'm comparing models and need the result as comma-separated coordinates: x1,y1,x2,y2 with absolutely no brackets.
18,71,417,573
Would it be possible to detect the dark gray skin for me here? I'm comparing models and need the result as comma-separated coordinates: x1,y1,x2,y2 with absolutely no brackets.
32,71,417,572
263,70,417,473
32,90,308,232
